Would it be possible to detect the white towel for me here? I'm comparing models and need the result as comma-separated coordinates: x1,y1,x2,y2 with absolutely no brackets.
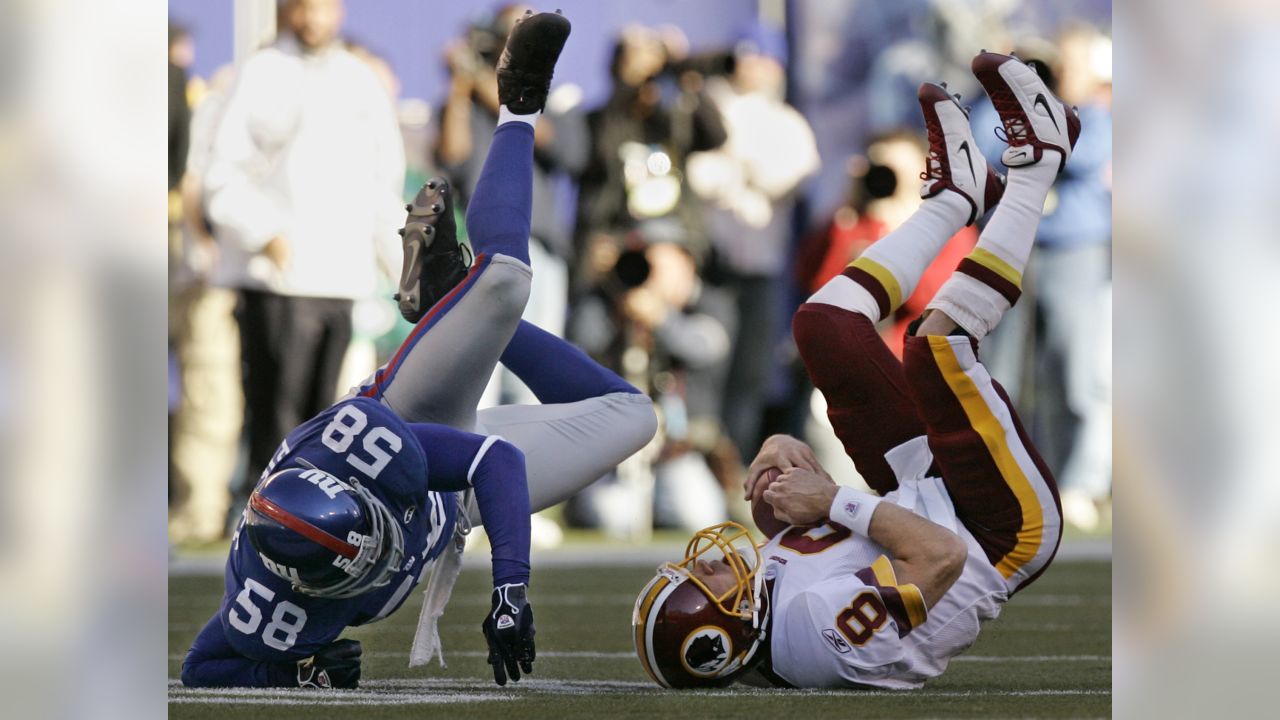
408,535,464,667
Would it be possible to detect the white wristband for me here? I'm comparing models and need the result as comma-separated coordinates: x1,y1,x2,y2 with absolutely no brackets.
828,487,883,537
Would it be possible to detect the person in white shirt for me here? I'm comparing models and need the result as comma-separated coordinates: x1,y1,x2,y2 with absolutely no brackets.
203,0,405,498
685,23,819,465
634,51,1079,689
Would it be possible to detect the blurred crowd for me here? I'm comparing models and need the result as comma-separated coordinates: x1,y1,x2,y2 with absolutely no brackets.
168,0,1112,546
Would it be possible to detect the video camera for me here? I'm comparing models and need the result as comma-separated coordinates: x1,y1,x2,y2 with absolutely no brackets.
662,50,736,78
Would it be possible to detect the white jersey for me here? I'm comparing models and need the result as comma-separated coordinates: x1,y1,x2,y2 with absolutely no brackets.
761,438,1008,689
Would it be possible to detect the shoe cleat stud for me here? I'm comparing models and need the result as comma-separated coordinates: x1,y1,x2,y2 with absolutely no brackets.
393,292,401,301
405,203,413,212
940,81,948,89
431,203,441,213
424,226,434,236
426,181,436,190
397,228,405,236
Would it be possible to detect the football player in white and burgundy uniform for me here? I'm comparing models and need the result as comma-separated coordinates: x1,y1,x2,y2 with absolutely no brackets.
633,50,1077,690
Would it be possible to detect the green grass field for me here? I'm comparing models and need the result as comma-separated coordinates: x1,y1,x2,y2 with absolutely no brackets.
168,550,1111,719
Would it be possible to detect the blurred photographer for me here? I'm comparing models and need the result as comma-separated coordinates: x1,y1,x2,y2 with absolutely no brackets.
573,24,727,292
435,3,588,382
685,23,818,464
568,221,737,532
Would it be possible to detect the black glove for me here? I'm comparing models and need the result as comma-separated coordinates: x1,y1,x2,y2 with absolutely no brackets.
296,639,362,689
481,583,536,686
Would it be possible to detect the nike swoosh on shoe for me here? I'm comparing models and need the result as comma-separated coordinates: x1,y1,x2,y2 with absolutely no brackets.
958,140,977,184
1033,93,1060,133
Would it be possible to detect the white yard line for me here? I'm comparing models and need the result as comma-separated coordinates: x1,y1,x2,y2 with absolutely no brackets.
170,651,1110,662
169,675,1113,702
1012,595,1112,606
168,677,1111,704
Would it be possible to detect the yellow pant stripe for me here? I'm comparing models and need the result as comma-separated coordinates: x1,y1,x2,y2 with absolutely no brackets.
850,257,904,312
967,248,1023,289
928,337,1043,579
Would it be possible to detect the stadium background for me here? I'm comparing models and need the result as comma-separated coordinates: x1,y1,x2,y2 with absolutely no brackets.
166,0,1112,716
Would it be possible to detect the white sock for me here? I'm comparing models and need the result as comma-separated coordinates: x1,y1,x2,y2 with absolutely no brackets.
820,190,968,320
928,150,1061,338
498,105,540,127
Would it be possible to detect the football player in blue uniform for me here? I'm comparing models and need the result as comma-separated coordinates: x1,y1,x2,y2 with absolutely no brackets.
181,10,657,690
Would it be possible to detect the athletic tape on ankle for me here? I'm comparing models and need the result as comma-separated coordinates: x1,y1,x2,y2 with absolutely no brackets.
498,106,540,127
926,273,1012,340
828,487,883,537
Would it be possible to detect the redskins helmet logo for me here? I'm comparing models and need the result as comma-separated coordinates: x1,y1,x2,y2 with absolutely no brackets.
680,626,732,677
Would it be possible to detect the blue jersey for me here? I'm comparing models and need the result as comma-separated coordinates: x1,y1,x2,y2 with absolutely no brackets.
218,397,458,662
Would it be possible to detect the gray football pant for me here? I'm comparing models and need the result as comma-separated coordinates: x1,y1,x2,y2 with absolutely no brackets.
347,253,655,514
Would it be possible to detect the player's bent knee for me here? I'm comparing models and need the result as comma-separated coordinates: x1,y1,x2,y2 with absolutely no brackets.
610,391,659,458
180,658,212,688
625,393,659,452
476,257,533,320
793,303,871,398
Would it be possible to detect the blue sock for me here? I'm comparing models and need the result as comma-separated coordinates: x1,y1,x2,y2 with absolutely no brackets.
500,321,640,404
463,122,534,265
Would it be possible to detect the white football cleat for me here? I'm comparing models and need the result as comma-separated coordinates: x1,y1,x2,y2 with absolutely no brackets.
918,81,1005,226
972,50,1082,171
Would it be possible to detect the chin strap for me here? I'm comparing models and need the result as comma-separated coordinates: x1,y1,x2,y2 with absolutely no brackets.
740,573,771,669
720,572,772,680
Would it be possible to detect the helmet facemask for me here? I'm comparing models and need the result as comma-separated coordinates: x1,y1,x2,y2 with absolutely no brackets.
666,521,765,625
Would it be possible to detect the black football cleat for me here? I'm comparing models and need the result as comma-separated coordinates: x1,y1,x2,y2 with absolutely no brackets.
393,178,471,324
496,9,571,114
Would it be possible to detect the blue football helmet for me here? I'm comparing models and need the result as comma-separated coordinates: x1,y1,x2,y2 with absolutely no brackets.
243,466,404,599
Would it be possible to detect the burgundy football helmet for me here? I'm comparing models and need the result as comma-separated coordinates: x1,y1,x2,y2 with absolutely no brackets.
632,522,771,688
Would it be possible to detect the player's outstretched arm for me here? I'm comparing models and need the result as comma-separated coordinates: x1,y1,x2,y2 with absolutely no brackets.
408,423,536,685
764,468,966,607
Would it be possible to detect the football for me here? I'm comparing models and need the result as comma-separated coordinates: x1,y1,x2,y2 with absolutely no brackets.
750,467,789,538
